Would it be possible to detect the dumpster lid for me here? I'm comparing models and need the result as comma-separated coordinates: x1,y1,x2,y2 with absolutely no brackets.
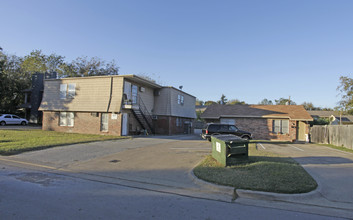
212,134,248,142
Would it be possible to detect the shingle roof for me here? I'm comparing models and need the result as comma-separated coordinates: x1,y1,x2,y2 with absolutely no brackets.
201,104,313,121
308,110,353,122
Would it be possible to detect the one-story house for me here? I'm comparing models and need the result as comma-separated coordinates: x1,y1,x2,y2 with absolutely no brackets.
39,75,196,136
201,104,313,142
308,110,353,125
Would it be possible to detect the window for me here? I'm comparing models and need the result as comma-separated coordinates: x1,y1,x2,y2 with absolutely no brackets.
176,117,182,127
60,112,74,127
68,83,76,98
60,83,76,99
132,85,138,104
178,95,184,105
229,125,238,132
273,120,289,134
60,84,67,99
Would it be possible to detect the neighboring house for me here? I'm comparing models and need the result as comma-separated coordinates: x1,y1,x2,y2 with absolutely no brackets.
201,104,313,142
39,75,196,136
308,110,353,125
19,72,57,124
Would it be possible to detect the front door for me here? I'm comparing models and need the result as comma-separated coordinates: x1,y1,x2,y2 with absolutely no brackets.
122,113,128,136
297,121,306,141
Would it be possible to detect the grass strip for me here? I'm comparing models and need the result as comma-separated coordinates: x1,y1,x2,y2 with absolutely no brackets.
0,130,128,155
316,143,353,153
193,143,318,194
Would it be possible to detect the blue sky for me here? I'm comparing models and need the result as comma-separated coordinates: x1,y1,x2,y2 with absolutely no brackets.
2,0,353,108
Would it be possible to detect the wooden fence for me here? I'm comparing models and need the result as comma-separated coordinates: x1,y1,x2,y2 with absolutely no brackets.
311,125,353,150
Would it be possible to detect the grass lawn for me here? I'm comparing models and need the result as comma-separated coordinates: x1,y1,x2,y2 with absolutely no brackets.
193,143,318,194
317,143,353,153
0,130,128,155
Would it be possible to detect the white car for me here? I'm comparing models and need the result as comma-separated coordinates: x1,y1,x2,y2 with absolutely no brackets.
0,114,28,126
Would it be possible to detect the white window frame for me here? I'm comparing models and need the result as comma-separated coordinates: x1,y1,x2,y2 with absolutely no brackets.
59,112,74,127
60,83,76,99
273,120,289,134
67,83,76,99
178,95,184,105
60,84,67,99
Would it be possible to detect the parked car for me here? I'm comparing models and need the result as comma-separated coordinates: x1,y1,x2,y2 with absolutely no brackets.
201,123,252,141
0,114,28,126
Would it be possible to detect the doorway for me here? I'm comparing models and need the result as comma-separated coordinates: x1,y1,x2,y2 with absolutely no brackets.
122,113,128,135
297,121,306,141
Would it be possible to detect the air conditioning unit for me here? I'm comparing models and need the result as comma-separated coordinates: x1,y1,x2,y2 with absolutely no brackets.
152,115,158,120
139,87,145,92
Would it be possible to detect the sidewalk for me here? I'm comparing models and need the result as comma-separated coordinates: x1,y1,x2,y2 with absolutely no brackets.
229,143,353,219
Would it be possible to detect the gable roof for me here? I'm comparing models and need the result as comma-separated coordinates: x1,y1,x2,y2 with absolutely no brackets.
201,104,313,121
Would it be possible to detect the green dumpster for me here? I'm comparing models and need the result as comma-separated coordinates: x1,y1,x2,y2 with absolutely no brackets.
211,135,249,166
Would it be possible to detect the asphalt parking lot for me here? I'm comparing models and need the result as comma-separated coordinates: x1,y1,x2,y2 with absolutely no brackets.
0,135,352,218
0,124,42,130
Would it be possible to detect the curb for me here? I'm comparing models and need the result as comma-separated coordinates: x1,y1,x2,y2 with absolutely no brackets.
235,188,322,202
188,161,323,203
188,167,235,199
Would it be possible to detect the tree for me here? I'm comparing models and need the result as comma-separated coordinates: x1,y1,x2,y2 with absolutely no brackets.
227,99,246,105
217,94,228,105
301,102,316,110
67,56,119,77
21,50,65,76
275,98,296,105
0,52,30,113
259,98,273,105
196,99,204,106
204,100,217,105
337,76,353,114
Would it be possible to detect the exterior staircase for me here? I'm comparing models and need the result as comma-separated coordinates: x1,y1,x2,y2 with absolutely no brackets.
131,96,154,134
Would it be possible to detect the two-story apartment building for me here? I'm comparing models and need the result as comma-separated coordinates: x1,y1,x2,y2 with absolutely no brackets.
39,75,196,136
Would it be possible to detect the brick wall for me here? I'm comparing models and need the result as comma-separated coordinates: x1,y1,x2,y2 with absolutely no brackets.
204,118,302,141
153,116,193,135
42,111,122,135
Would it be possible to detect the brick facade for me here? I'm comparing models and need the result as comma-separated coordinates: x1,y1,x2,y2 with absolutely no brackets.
42,111,122,136
204,117,310,142
153,116,193,135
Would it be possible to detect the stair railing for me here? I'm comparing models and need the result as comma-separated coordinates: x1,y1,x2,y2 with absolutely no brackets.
138,95,154,132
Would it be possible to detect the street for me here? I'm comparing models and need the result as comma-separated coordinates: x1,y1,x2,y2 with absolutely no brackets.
0,135,351,219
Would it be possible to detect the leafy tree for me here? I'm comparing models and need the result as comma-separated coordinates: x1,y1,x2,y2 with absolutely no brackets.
259,98,273,105
204,100,217,105
227,99,246,105
67,56,119,77
0,52,30,113
217,94,228,105
337,76,353,114
21,50,65,76
136,73,158,83
196,99,204,106
275,98,296,105
301,102,316,110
